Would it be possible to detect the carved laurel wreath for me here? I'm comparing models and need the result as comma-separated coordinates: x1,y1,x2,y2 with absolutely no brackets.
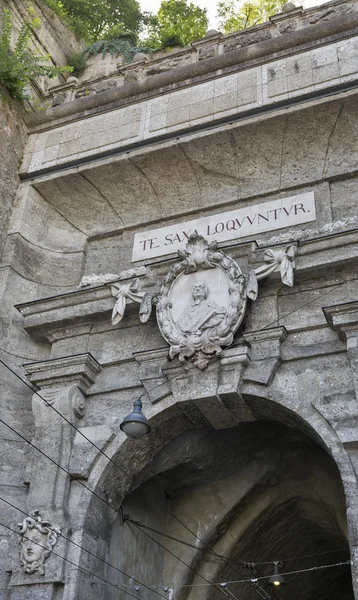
156,233,247,369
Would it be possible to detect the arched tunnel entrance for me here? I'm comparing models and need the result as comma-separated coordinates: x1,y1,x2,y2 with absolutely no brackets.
106,420,353,600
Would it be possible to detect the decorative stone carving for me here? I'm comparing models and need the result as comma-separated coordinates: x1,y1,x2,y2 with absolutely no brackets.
247,244,296,300
79,266,147,287
111,278,155,325
17,511,61,575
107,233,296,368
156,234,247,369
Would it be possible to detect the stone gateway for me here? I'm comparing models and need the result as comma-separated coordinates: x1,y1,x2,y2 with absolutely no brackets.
1,1,358,599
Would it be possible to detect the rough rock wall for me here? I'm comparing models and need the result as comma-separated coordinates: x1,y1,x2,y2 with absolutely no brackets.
0,89,27,258
0,0,84,69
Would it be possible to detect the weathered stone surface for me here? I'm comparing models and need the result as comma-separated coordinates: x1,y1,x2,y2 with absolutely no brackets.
0,90,27,259
2,2,358,599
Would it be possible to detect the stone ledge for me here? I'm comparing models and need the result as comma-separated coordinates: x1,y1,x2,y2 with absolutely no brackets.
23,353,102,389
323,300,358,341
14,229,358,345
25,11,358,132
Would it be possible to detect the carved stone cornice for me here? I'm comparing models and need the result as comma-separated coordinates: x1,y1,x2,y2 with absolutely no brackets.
24,353,102,391
323,300,358,343
16,285,114,343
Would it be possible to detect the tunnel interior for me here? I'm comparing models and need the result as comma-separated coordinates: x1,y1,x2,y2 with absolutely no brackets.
107,420,353,600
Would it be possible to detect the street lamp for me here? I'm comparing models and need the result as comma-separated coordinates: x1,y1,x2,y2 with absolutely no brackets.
120,398,151,439
269,562,286,586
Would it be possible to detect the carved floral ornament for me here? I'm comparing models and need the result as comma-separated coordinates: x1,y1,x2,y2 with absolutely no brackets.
17,511,61,575
110,233,296,369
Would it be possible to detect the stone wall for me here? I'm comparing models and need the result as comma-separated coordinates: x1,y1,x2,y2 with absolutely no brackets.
0,89,27,258
2,1,358,599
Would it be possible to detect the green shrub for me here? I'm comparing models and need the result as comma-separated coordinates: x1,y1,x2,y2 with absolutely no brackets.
66,51,87,76
0,8,72,101
86,32,150,62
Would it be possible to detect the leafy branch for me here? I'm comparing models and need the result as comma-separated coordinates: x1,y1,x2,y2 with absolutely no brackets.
0,8,72,101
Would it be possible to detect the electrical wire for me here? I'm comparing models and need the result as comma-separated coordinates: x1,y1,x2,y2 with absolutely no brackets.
0,520,149,600
0,495,168,600
0,398,352,596
126,521,238,599
0,272,352,595
117,560,352,590
0,272,352,453
0,419,230,600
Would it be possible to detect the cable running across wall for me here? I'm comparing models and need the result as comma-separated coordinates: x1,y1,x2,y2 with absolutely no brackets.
0,418,231,600
0,272,351,460
0,273,352,596
0,520,148,600
0,495,168,600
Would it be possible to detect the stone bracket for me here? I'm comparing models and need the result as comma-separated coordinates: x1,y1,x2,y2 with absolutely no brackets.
133,347,171,404
323,300,358,344
242,326,287,387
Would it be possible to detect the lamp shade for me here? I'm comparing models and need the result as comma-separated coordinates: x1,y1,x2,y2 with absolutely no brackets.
269,562,286,586
120,399,151,439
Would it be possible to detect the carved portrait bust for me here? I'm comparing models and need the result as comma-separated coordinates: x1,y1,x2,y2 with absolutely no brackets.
18,511,61,575
176,281,227,336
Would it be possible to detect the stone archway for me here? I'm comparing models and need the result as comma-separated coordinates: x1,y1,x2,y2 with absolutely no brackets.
106,421,352,600
70,393,356,600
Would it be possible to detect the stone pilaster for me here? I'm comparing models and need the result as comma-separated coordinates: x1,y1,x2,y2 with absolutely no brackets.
9,354,101,599
324,300,358,596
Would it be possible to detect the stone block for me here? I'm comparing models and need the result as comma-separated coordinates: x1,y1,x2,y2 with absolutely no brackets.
168,88,191,111
237,85,258,106
42,145,60,165
167,106,190,127
148,112,167,133
148,96,169,117
213,92,238,114
214,74,237,97
191,80,214,103
10,584,59,600
28,150,45,173
243,358,280,386
330,176,358,220
69,426,114,478
264,59,288,97
312,45,340,83
337,37,358,76
287,53,313,90
190,99,214,121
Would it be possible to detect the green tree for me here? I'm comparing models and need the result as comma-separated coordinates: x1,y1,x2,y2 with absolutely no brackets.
142,0,208,49
42,0,142,44
217,0,286,33
0,9,71,100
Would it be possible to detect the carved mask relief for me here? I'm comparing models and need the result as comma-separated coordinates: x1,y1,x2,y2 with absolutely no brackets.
18,511,61,575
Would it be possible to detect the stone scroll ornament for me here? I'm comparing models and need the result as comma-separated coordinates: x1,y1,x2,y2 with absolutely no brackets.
17,511,61,575
110,233,296,369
